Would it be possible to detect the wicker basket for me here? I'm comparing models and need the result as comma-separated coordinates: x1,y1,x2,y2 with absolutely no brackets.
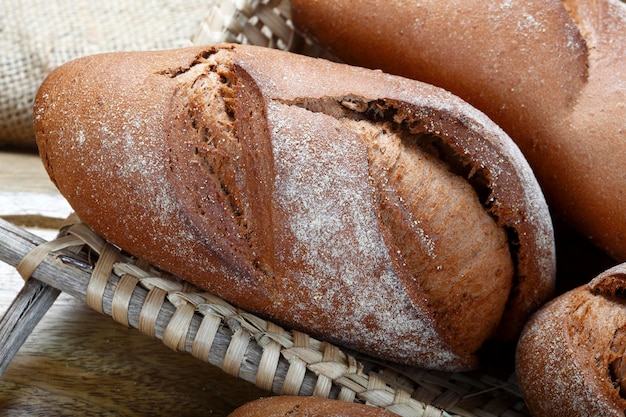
14,214,532,417
3,1,534,416
190,0,337,60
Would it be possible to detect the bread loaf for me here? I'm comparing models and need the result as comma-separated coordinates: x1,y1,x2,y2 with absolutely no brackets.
227,396,397,417
291,0,626,261
34,43,555,370
516,263,626,416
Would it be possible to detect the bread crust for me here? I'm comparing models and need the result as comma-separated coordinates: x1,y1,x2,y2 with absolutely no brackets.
227,396,397,417
34,44,555,370
516,263,626,416
291,0,626,261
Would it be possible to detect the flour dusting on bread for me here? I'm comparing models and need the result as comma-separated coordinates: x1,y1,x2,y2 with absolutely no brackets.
34,44,556,370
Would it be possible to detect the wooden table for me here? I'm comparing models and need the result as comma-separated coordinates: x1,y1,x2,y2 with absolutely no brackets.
0,150,268,416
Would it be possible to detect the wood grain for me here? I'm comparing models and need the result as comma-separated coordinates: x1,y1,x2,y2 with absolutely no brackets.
0,277,60,377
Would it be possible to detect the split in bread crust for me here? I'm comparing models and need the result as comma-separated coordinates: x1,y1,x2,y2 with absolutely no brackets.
291,0,626,261
178,52,514,354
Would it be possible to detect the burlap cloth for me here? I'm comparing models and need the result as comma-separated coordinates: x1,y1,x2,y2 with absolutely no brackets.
0,0,222,149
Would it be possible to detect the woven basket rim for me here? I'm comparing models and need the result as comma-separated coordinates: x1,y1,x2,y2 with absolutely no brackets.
15,213,531,417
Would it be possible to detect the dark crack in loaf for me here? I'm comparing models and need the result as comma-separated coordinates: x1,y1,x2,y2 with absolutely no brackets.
34,44,555,371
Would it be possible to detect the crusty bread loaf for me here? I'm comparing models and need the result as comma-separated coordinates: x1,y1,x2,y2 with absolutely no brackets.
516,263,626,417
227,396,397,417
34,43,555,370
291,0,626,261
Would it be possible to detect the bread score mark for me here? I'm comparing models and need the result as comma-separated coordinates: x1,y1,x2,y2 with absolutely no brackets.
169,42,545,363
273,94,518,344
162,49,516,363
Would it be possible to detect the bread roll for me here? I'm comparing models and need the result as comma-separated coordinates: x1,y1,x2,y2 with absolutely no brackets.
227,396,396,417
516,263,626,416
291,0,626,261
34,43,554,370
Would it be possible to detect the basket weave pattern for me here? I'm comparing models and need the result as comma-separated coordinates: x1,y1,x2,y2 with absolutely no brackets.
192,0,338,59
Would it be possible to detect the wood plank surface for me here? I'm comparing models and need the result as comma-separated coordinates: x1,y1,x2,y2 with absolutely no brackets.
0,151,268,416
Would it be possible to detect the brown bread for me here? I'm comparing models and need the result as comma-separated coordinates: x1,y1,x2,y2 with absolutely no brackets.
227,396,397,417
517,263,626,416
34,44,555,370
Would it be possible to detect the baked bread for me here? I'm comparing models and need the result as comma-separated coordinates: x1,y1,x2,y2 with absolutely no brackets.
516,263,626,416
291,0,626,261
227,396,397,417
34,43,555,370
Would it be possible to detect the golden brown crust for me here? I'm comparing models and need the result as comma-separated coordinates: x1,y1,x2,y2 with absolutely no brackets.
34,44,555,370
291,0,626,261
516,264,626,416
227,396,397,417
